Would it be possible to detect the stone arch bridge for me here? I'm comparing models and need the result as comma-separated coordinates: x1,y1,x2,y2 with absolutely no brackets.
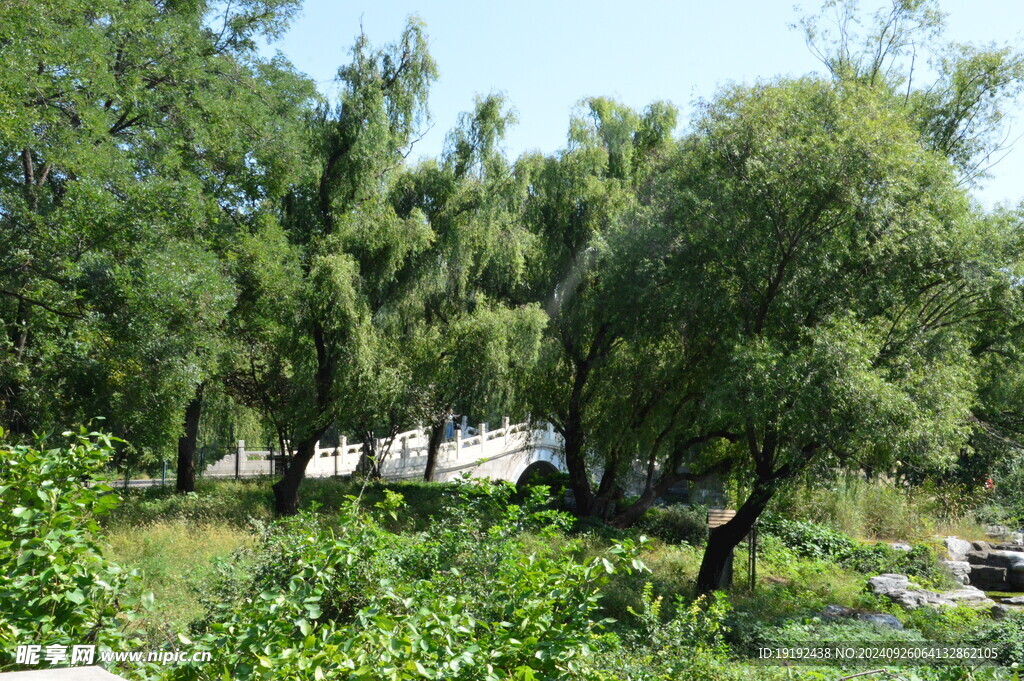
204,419,566,487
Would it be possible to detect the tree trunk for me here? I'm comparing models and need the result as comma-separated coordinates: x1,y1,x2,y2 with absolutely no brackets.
587,462,621,520
272,437,318,515
696,477,776,594
2,297,32,437
609,483,663,529
356,432,387,479
423,419,445,482
563,426,595,515
175,385,204,493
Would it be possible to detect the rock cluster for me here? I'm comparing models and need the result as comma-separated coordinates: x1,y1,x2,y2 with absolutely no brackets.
868,573,995,609
821,604,903,629
943,536,1024,591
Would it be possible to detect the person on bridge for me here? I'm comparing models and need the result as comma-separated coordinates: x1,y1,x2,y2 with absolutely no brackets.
444,409,455,441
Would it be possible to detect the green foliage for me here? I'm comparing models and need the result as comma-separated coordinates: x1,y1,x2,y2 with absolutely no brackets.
971,613,1024,666
97,477,1020,680
759,514,858,561
0,0,314,466
103,520,250,641
843,544,944,584
760,513,943,581
171,480,644,680
586,584,736,681
768,475,969,540
108,481,274,530
0,429,142,667
628,583,730,654
976,450,1024,528
634,503,709,546
900,604,988,644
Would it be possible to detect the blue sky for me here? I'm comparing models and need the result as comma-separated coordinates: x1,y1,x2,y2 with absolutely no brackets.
265,1,1024,207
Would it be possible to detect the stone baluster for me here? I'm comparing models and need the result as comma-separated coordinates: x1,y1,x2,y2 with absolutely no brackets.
236,440,244,480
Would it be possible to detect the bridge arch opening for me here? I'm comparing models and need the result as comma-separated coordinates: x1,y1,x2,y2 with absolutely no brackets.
516,460,561,488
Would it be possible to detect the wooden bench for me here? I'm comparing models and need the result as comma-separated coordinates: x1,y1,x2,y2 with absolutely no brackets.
707,508,736,528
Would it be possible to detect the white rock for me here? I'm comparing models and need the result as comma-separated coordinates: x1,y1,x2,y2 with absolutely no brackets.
945,586,992,603
869,574,911,595
868,574,995,610
945,537,973,562
941,560,971,585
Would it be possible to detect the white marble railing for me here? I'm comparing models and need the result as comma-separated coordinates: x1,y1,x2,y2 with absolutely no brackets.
203,419,564,483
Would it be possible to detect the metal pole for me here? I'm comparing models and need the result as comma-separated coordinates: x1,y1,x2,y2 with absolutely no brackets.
161,460,166,487
749,523,757,592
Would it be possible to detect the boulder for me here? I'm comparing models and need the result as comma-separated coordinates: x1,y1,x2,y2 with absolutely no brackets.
895,590,957,608
972,540,992,551
869,574,911,595
891,542,912,551
1001,596,1024,605
945,586,994,604
983,550,1024,570
993,543,1024,553
856,613,903,629
945,537,973,562
868,574,995,610
821,604,853,620
986,524,1011,538
992,604,1011,620
967,550,992,565
971,565,1009,589
941,560,971,585
820,605,904,629
1010,564,1024,590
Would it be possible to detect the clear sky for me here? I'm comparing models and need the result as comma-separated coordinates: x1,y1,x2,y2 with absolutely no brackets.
264,1,1024,207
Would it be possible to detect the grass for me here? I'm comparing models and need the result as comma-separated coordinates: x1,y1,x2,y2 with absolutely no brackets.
768,474,990,541
104,520,252,639
101,476,490,635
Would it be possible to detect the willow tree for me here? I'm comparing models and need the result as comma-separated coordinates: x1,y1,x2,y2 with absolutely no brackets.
389,95,545,481
520,97,681,519
223,20,438,514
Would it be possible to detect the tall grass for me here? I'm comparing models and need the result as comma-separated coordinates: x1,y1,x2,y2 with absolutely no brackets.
768,474,987,541
104,521,252,638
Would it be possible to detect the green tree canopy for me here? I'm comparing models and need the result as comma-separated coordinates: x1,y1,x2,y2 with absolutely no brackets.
0,0,313,469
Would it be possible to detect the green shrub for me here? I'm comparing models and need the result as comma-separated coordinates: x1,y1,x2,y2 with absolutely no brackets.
634,503,708,546
760,513,942,581
174,479,646,680
0,429,144,668
843,543,944,584
759,513,858,560
900,604,987,643
585,585,736,681
976,451,1024,529
109,479,273,528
